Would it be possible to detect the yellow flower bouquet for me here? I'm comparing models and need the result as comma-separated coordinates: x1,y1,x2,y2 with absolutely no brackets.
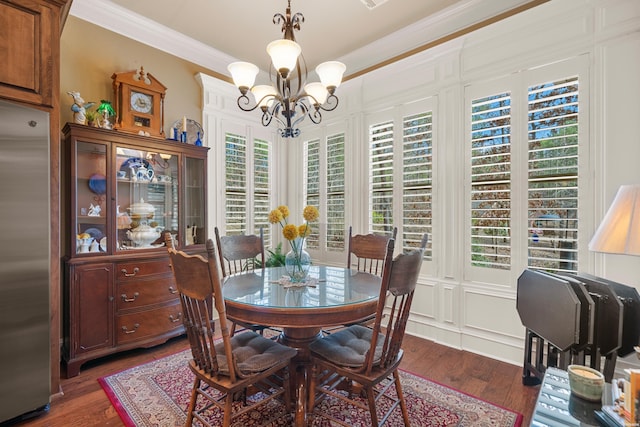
268,205,319,282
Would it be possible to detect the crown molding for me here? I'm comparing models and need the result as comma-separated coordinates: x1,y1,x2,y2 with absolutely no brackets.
69,0,236,79
70,0,547,82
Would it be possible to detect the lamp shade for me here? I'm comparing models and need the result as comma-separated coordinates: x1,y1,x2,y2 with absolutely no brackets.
266,39,301,75
589,184,640,256
251,85,277,109
304,82,328,105
316,61,346,91
227,62,259,90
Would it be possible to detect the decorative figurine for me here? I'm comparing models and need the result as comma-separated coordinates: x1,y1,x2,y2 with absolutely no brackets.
88,203,101,217
67,91,95,125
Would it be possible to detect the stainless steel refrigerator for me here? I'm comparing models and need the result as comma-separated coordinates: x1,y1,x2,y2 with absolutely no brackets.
0,99,51,423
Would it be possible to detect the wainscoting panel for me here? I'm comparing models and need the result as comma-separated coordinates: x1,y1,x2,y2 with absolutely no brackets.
462,289,523,339
411,281,436,319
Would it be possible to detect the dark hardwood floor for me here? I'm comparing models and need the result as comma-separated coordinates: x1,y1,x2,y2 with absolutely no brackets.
11,329,539,426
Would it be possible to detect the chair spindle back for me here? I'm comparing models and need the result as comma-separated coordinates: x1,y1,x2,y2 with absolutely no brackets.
167,239,238,381
364,233,428,375
347,226,398,276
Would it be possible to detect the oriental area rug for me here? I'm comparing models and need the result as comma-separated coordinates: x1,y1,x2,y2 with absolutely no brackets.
99,349,523,427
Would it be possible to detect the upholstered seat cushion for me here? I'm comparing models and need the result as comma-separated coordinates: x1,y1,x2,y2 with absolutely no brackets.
214,330,296,375
309,324,384,368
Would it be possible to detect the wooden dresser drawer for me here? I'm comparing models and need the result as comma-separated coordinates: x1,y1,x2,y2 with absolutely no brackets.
116,259,173,281
116,276,179,311
116,303,183,344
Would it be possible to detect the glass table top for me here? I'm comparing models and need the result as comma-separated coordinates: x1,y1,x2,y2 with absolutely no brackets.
222,266,381,309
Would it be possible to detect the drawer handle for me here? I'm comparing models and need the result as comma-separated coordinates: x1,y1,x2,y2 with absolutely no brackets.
122,323,139,334
168,286,178,294
121,292,139,302
169,313,182,323
121,267,140,277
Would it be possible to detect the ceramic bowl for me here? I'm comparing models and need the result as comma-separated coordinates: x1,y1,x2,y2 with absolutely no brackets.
567,365,605,401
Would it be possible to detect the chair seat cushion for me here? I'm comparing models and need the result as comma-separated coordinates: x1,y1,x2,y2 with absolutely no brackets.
215,330,296,375
309,324,384,368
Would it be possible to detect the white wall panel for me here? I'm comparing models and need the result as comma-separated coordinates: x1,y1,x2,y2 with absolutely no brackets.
462,289,523,339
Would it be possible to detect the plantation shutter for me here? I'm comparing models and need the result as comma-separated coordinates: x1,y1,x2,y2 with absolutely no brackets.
254,138,271,248
326,133,345,251
402,111,433,259
370,120,394,234
305,138,321,249
527,77,579,273
470,92,512,270
224,132,247,235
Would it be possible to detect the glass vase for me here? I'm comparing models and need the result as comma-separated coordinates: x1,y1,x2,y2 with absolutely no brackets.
285,287,309,307
285,240,311,282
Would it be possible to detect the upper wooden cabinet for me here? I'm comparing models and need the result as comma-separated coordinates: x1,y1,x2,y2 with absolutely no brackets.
63,123,209,256
0,0,68,107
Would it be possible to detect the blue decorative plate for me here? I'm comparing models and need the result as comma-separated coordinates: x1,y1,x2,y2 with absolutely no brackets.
88,173,106,194
120,157,152,173
84,227,104,241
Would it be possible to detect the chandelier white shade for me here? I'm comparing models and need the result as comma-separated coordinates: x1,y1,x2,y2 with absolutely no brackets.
589,184,640,256
266,39,301,76
227,0,346,138
227,62,259,92
316,61,347,91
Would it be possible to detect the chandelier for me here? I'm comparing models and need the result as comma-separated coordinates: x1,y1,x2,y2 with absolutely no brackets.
227,0,346,138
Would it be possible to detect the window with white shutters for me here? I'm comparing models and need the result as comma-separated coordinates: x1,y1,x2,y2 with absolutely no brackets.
254,138,271,248
403,112,433,259
470,92,512,270
369,120,394,235
224,132,271,242
468,69,581,278
527,77,579,273
304,133,346,252
305,138,320,249
326,133,345,251
225,133,247,235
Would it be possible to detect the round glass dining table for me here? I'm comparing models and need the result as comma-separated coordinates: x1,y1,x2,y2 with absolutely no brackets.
222,265,382,426
223,265,381,347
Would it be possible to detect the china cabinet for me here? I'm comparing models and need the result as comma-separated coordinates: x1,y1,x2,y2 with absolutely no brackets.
62,123,208,377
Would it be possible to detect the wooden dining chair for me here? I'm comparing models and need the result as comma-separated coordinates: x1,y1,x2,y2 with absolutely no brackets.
214,226,277,336
167,239,297,427
307,233,428,427
347,226,398,276
337,226,397,330
214,226,266,277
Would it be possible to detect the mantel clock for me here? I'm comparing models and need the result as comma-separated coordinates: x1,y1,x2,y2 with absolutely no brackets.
112,67,166,138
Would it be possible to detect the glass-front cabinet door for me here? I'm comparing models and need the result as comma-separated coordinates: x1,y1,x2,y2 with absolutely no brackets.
184,157,205,246
74,141,108,254
115,146,178,251
64,123,209,257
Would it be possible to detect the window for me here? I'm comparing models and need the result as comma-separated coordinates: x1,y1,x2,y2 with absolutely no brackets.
305,138,320,249
224,132,272,247
326,133,345,251
304,133,346,251
470,93,512,270
224,133,247,236
368,103,433,258
254,138,272,247
402,112,433,256
369,120,394,235
527,77,579,273
468,70,580,278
